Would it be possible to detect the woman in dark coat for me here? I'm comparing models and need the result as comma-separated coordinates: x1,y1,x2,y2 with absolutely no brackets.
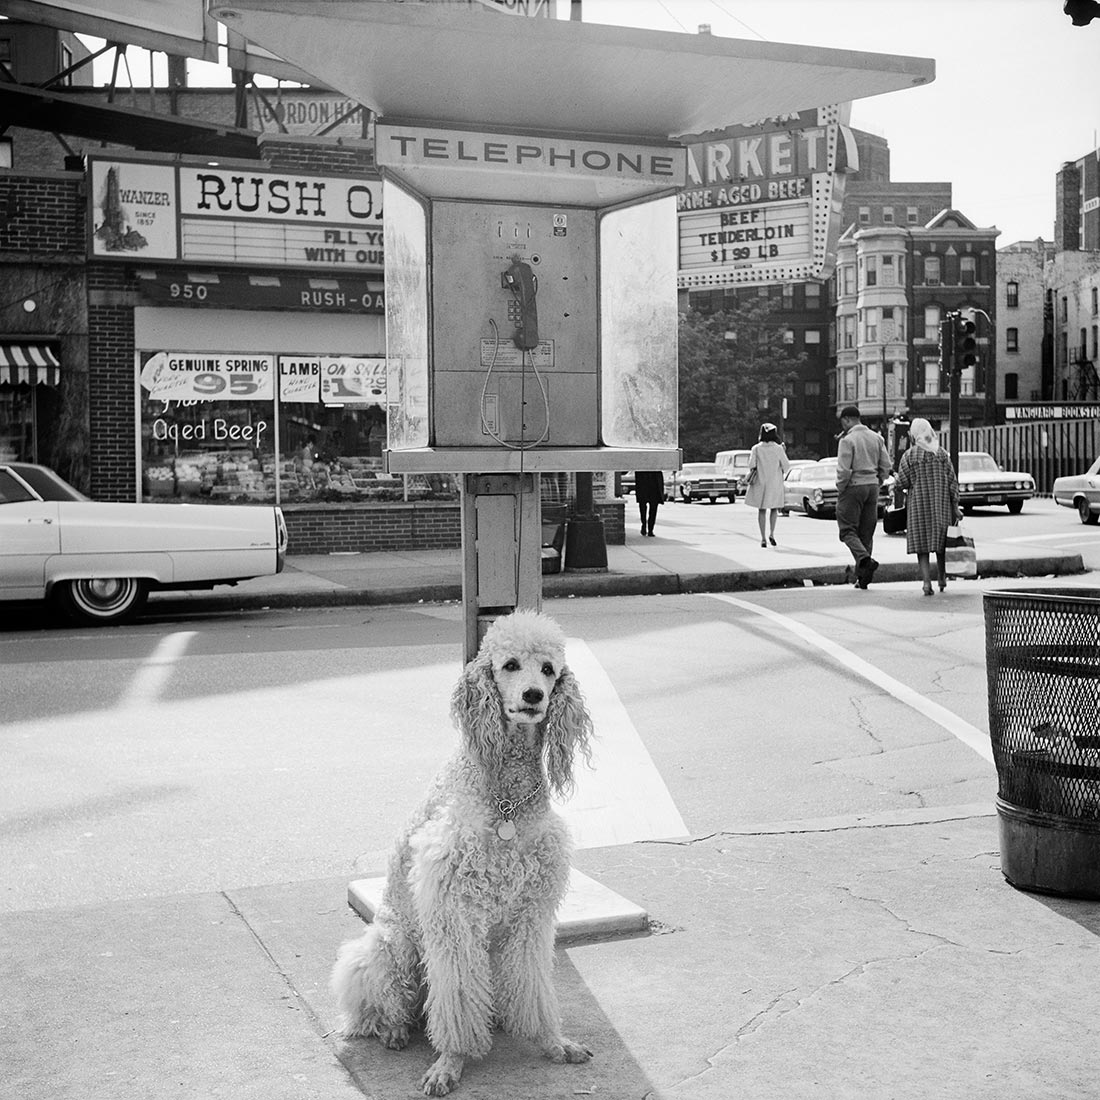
633,470,665,537
893,418,961,595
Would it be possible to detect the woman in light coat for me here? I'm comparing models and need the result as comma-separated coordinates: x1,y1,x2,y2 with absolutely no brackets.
744,422,790,547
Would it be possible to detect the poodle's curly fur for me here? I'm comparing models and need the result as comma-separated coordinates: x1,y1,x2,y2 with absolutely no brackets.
330,610,594,1097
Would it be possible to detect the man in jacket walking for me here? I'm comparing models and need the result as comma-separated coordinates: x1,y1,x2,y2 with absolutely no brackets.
835,405,892,589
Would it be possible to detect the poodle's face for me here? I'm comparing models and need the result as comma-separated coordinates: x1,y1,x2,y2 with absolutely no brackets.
491,648,561,726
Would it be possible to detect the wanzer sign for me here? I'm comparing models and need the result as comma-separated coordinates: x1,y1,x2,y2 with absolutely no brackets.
88,156,384,273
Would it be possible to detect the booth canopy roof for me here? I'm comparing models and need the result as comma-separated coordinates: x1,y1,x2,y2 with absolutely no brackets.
210,1,934,141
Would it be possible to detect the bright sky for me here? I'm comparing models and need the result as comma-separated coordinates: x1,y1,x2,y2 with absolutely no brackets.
80,0,1099,247
578,0,1100,247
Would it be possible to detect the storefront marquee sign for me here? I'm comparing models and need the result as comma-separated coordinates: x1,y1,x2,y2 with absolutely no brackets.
89,157,384,273
677,104,857,289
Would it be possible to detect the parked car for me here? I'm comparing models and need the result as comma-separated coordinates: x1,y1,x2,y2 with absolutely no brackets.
671,462,736,503
781,461,891,519
0,462,288,625
1052,456,1100,525
714,449,753,495
618,471,636,496
957,451,1034,514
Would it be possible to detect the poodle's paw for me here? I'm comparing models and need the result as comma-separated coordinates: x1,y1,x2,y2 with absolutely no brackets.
379,1024,409,1050
544,1036,592,1064
421,1052,465,1096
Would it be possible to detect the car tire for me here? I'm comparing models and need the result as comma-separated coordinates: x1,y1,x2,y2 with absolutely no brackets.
1078,498,1098,526
1007,499,1024,515
804,498,819,518
55,577,149,625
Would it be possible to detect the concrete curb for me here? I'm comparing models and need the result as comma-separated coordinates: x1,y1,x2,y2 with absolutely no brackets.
148,552,1085,614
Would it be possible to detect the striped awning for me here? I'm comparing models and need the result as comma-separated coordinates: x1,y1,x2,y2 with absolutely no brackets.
0,343,61,386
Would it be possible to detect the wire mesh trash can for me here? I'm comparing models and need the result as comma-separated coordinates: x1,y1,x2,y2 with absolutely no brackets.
984,588,1100,898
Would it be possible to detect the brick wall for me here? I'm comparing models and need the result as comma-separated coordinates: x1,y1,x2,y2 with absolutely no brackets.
284,500,625,554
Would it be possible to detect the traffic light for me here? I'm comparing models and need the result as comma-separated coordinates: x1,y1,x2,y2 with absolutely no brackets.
953,314,978,371
1064,0,1100,26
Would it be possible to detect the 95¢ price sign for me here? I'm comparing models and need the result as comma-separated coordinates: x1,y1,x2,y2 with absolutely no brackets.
139,352,275,402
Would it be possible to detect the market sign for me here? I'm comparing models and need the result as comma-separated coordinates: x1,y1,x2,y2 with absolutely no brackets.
677,104,857,289
89,157,384,273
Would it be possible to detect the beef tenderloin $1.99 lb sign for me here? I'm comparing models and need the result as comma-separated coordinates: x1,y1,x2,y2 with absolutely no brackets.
677,104,857,289
89,157,383,273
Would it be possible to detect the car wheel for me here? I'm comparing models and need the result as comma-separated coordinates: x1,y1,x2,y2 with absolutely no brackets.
1078,498,1099,526
804,497,818,518
1007,499,1024,515
56,577,149,625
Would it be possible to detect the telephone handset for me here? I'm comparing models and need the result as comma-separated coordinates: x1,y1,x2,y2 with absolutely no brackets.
501,259,539,350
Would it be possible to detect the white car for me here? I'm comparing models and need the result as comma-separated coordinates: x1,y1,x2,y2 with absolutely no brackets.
957,451,1035,515
1052,456,1100,525
0,462,288,624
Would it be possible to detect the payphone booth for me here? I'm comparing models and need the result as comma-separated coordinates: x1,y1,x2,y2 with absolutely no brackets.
378,121,681,658
211,2,936,662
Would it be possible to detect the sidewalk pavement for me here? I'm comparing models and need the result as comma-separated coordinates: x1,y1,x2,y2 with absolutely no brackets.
10,520,1098,1100
149,514,1087,614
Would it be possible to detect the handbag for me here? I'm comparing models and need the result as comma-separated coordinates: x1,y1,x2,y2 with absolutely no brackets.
944,522,977,578
883,504,907,535
744,468,758,487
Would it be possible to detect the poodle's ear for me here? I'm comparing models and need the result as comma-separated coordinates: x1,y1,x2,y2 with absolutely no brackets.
543,666,593,799
450,652,506,767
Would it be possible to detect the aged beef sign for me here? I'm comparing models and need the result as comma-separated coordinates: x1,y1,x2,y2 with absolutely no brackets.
89,157,383,273
677,105,857,289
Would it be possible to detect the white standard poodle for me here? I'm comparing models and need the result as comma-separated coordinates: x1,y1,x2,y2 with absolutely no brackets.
330,609,595,1096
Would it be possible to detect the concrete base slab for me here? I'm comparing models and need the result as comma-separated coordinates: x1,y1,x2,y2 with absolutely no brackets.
348,866,648,942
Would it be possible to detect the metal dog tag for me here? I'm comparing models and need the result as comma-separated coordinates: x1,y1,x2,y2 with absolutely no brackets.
496,820,517,841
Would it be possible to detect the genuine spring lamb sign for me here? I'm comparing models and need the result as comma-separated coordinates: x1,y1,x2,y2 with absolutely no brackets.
89,156,384,273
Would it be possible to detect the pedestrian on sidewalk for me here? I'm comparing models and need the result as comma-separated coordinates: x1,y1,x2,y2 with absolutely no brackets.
835,405,892,588
744,422,790,547
634,470,665,536
893,417,961,596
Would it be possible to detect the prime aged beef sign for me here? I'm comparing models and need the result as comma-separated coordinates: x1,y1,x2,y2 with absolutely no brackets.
676,105,857,289
89,157,383,273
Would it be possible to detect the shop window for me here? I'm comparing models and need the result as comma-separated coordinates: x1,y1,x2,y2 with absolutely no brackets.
1005,373,1018,400
137,351,448,505
1006,327,1018,352
1006,281,1019,308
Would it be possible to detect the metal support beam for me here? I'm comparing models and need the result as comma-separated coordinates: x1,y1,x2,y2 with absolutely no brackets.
460,473,542,665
